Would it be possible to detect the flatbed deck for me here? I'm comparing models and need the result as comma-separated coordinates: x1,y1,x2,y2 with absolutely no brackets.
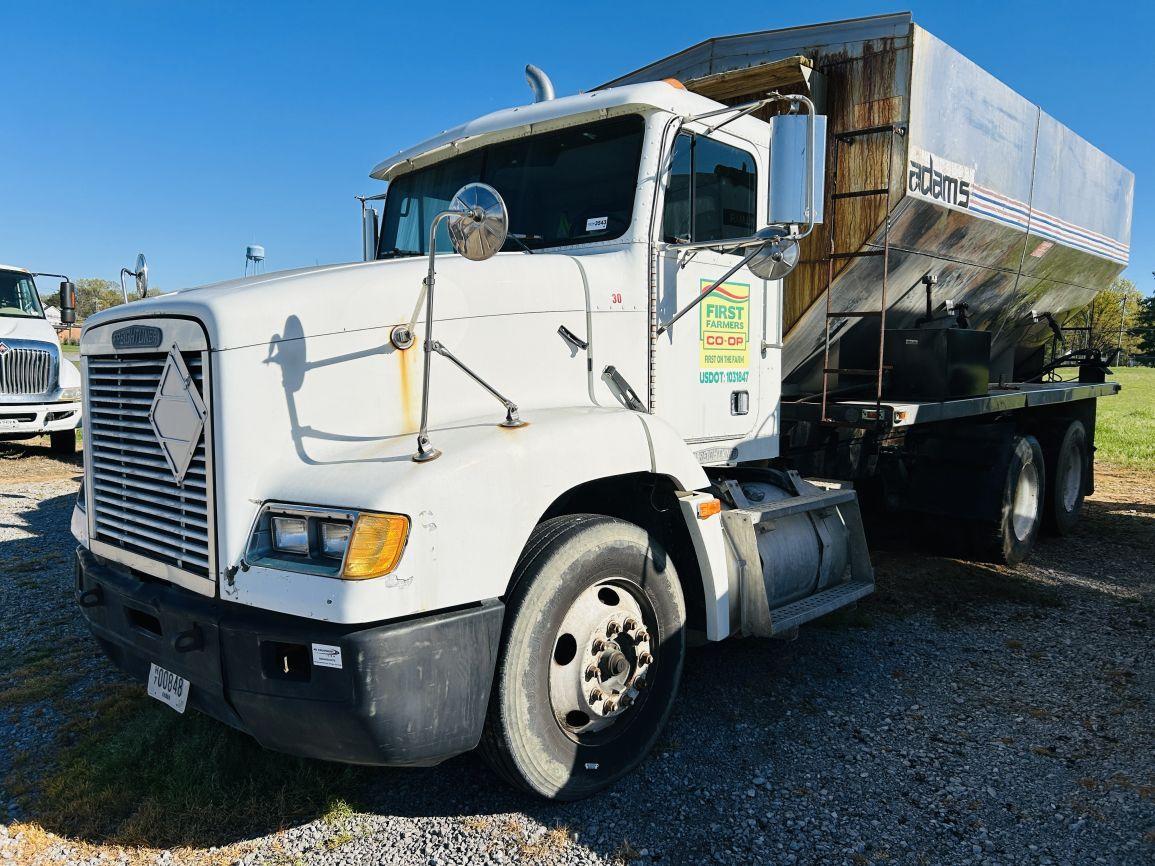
782,381,1121,429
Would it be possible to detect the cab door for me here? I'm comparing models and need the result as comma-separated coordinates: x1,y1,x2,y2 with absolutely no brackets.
654,131,763,443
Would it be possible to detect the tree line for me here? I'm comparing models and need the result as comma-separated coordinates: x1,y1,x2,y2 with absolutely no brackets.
1074,277,1155,362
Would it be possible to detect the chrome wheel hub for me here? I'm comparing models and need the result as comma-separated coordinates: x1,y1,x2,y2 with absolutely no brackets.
549,581,654,736
1012,459,1040,542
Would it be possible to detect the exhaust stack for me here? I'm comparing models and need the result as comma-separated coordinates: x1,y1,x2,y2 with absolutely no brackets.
525,64,555,102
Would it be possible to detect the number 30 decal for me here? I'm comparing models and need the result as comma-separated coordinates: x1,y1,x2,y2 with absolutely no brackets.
610,292,622,305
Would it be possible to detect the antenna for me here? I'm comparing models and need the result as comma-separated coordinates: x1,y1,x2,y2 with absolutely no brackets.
245,244,265,277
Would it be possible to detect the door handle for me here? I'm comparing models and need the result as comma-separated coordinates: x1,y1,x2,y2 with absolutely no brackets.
557,325,588,351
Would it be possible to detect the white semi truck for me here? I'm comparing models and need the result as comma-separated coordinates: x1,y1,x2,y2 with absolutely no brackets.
0,265,81,453
72,15,1132,799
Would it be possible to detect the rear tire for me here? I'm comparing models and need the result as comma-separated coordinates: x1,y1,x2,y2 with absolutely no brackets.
1044,421,1087,536
49,430,77,455
480,514,686,800
982,433,1045,565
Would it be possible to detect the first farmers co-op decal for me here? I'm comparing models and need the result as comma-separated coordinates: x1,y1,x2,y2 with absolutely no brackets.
699,279,750,385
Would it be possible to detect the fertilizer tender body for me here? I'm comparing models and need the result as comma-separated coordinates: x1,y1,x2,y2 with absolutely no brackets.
605,12,1133,391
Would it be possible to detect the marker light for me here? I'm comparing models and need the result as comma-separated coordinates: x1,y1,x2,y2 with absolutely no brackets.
696,498,722,520
271,516,309,554
342,513,410,579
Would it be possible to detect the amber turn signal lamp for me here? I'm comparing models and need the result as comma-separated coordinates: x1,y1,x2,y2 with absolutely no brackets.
342,513,410,579
696,498,722,520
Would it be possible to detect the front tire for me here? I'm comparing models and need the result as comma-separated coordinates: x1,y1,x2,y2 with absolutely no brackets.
480,514,686,800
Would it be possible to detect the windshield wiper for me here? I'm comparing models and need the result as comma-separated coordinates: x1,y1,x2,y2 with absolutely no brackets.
506,234,535,255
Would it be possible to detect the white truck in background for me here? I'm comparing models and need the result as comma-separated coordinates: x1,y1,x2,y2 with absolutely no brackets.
0,265,81,453
71,15,1131,800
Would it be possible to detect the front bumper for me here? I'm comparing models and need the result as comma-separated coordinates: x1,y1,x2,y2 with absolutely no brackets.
0,400,81,437
75,548,505,767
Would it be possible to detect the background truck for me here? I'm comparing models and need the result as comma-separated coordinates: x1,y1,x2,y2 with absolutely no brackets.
0,265,81,453
71,13,1132,800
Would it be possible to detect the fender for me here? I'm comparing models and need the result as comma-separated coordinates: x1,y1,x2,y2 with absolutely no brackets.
225,406,714,623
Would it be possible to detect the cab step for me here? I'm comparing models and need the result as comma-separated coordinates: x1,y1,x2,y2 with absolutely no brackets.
765,580,874,635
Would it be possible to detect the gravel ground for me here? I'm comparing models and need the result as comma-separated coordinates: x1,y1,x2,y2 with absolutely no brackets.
1,439,1151,866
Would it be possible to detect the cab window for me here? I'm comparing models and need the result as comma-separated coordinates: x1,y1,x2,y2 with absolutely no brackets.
379,115,646,257
662,133,758,251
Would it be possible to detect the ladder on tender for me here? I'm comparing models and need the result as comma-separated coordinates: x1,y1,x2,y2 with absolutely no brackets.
819,123,905,425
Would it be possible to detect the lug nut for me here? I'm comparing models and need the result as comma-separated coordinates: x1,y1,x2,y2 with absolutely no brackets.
591,638,606,653
602,699,616,713
619,695,632,709
584,664,598,681
623,617,638,632
634,676,647,690
638,651,654,666
634,630,649,643
589,688,604,703
606,620,620,637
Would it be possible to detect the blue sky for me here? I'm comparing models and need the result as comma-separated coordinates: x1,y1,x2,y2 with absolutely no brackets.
4,1,1151,297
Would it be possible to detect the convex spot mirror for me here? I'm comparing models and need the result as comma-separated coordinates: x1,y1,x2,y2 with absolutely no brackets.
134,253,149,297
748,227,800,281
446,183,509,261
59,281,77,325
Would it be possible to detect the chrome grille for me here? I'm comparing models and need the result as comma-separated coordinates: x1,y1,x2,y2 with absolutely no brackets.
87,352,211,578
0,343,55,396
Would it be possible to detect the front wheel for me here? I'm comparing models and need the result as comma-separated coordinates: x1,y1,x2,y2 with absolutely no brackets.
480,514,686,800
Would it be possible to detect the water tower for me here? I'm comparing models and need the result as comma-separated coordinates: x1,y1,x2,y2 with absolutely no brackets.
245,244,265,276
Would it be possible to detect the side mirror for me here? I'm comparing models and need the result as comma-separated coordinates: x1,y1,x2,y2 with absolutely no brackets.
59,281,77,325
362,206,380,262
134,253,149,297
768,111,827,229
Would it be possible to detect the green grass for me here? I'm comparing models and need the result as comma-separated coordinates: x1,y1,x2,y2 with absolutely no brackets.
1097,367,1155,469
14,685,367,849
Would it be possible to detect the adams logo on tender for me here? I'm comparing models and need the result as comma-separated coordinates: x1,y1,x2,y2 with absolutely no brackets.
907,147,974,212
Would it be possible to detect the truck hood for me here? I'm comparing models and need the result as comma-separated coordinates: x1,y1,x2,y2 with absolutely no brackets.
0,314,58,343
82,253,590,352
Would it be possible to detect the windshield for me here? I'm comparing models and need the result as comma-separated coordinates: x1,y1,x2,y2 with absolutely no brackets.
0,271,44,319
378,114,646,258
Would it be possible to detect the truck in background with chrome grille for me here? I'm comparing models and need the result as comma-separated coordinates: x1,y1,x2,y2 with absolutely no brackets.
0,265,82,453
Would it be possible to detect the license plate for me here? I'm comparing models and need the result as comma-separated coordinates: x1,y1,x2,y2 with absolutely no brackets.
147,663,189,713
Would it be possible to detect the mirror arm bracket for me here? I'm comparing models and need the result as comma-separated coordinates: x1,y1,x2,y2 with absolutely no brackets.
412,184,518,462
656,245,764,336
118,269,133,305
431,341,525,428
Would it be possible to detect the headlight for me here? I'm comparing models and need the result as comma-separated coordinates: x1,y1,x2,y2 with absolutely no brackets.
248,505,409,580
59,386,81,401
320,521,351,557
271,516,309,554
